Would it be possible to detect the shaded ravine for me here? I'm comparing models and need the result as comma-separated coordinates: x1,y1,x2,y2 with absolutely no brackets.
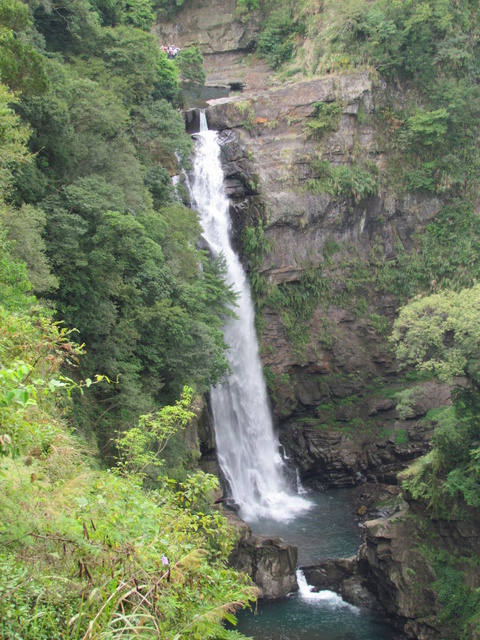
189,112,310,523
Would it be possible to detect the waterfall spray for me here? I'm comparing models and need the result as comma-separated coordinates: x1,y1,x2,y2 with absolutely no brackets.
189,112,310,522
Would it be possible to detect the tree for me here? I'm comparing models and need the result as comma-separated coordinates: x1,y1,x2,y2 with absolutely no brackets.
393,285,480,511
2,204,58,294
0,83,31,199
100,25,165,102
92,0,155,30
0,0,49,95
391,284,480,387
175,45,206,85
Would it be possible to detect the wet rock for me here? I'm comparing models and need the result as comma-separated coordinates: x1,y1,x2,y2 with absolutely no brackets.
184,108,201,133
196,399,216,455
336,404,356,422
302,557,356,592
230,530,299,598
342,577,383,610
301,557,383,611
225,511,298,598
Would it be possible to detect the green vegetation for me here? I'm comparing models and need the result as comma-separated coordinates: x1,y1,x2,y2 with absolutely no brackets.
242,219,271,270
420,548,480,638
392,285,480,386
0,4,256,637
0,0,231,457
265,266,330,354
175,45,206,86
393,286,480,514
305,101,342,140
306,159,379,204
257,3,303,69
250,0,480,199
324,0,480,197
0,291,255,639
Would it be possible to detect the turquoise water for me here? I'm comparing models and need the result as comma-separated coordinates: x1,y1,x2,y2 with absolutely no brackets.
249,489,364,564
235,594,399,640
234,489,401,640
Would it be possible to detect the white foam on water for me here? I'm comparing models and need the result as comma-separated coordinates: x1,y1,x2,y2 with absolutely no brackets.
297,570,360,612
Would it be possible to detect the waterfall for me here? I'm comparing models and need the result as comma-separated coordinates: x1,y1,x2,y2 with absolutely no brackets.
189,112,310,522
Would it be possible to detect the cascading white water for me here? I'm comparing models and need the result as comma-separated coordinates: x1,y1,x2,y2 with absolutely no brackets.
189,112,311,522
296,570,359,611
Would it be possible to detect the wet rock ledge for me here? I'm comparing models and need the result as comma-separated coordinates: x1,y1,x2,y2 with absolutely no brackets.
225,511,298,599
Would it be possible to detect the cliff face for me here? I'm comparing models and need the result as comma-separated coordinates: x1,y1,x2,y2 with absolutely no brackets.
203,73,448,487
165,1,455,486
158,2,479,634
154,0,257,53
357,503,480,639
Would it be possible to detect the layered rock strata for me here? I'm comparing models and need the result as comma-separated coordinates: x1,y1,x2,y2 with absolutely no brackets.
225,511,298,599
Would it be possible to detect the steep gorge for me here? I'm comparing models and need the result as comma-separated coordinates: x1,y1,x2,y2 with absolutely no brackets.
172,3,445,488
158,2,480,638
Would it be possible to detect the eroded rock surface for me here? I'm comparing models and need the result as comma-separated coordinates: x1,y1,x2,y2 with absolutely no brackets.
153,0,258,54
198,73,454,489
226,511,298,598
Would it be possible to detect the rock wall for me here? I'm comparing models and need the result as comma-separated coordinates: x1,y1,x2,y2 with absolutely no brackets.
225,511,298,598
200,73,450,487
356,504,480,639
153,0,258,54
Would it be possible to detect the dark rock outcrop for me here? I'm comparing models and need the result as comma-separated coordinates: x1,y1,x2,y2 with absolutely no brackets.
301,557,383,611
281,387,444,487
184,108,201,134
226,511,298,598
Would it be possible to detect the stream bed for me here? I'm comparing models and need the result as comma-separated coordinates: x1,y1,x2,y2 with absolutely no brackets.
234,489,401,640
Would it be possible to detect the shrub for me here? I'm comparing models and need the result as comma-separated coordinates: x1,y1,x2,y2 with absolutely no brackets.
305,101,342,140
258,8,303,68
308,159,379,203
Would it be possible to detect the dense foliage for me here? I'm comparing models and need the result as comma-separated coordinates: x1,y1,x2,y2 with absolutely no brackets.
0,279,255,639
392,286,480,514
1,0,235,457
0,7,256,634
392,286,480,635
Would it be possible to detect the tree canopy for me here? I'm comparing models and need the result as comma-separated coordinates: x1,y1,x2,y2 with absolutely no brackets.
0,0,230,453
391,285,480,387
0,3,256,637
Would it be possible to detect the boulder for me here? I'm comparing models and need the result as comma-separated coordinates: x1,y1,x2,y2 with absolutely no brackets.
230,532,299,598
226,511,298,598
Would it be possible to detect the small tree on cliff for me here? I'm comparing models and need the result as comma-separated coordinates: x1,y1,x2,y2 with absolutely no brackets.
391,284,480,510
391,284,480,388
174,46,206,86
